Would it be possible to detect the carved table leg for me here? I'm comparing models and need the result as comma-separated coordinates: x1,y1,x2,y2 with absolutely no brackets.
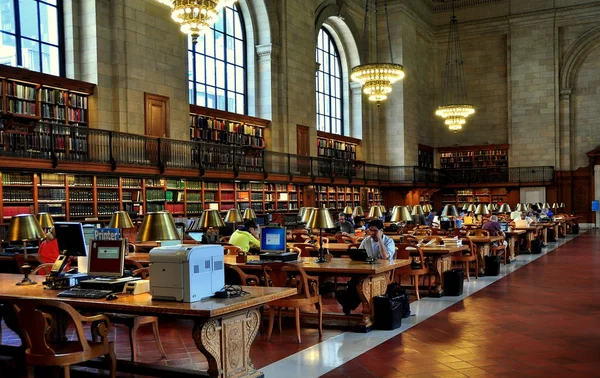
192,308,262,378
429,255,451,297
542,228,548,245
355,273,389,332
475,243,489,276
507,236,517,261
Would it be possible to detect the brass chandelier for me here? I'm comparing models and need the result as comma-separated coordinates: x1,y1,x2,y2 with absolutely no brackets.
435,0,474,132
350,0,404,106
157,0,237,44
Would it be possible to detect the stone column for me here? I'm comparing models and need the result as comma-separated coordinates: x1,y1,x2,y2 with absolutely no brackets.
256,43,281,151
559,89,572,171
350,82,364,159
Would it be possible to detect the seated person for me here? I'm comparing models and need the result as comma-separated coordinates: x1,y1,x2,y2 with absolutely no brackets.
201,227,220,244
228,220,260,254
353,216,365,229
482,215,502,236
335,213,355,235
425,210,437,226
336,220,395,314
37,227,70,274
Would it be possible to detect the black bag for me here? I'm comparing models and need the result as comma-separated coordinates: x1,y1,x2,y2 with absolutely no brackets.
386,283,411,318
572,224,579,234
383,224,399,233
547,228,557,242
531,239,543,254
373,295,403,330
485,255,501,276
443,269,464,296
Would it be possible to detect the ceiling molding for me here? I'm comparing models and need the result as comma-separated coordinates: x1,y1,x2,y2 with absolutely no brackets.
425,0,506,13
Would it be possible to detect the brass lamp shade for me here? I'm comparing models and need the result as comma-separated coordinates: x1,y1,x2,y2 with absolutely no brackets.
543,203,551,209
516,203,529,212
36,212,55,229
108,211,134,229
6,214,45,242
441,204,459,217
368,206,383,219
498,204,512,213
306,208,335,229
301,208,315,224
198,209,226,229
461,203,469,211
298,207,307,219
466,204,476,212
379,205,386,214
224,208,244,223
423,204,433,213
243,208,257,220
411,205,424,216
352,206,365,217
552,203,559,209
343,206,353,215
390,206,412,222
137,212,180,242
475,204,489,216
406,205,413,212
560,202,566,208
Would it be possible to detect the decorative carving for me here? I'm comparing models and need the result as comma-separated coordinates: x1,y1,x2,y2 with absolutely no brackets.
244,309,261,373
428,0,506,12
223,317,245,376
193,319,222,377
256,44,281,62
356,273,389,328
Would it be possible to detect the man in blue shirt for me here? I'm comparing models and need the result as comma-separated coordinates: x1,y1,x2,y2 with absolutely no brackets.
337,220,395,314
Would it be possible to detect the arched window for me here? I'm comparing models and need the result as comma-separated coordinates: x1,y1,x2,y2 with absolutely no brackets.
0,0,63,75
316,28,342,135
188,4,246,114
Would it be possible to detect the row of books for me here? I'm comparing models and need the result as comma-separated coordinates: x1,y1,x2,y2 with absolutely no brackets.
69,190,93,201
165,203,185,213
3,173,33,185
97,204,119,215
98,177,119,187
190,128,265,147
166,191,184,202
70,204,94,217
7,100,36,115
38,188,66,201
68,108,87,123
97,191,119,201
7,83,36,100
38,203,64,215
190,116,264,137
68,175,93,187
3,189,33,202
146,189,166,201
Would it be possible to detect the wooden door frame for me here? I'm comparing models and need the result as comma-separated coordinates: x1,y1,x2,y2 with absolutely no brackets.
144,93,170,138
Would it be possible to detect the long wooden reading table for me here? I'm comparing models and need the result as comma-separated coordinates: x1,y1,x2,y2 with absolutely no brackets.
0,273,295,378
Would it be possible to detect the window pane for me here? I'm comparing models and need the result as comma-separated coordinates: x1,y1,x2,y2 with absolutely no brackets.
0,0,15,33
216,60,225,88
19,0,39,40
225,35,234,61
214,11,224,32
41,43,58,75
236,66,244,93
227,63,235,90
205,57,215,85
205,32,215,57
225,7,233,35
216,88,225,110
21,38,40,71
235,39,243,65
315,28,343,135
39,3,58,44
188,51,194,80
195,54,205,82
0,32,16,65
227,92,235,112
215,31,224,60
189,81,194,103
206,86,216,108
196,85,206,107
236,94,244,114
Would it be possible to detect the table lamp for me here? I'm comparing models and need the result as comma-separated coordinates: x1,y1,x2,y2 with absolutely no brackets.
7,214,46,285
475,204,489,222
305,208,335,263
466,204,476,212
552,203,559,209
301,207,315,224
423,204,432,213
352,206,365,218
560,202,566,209
224,208,244,224
109,211,135,253
543,202,551,209
343,206,353,216
243,208,257,220
36,212,54,233
368,206,383,220
441,204,459,230
390,206,412,234
198,209,226,228
379,205,386,215
462,203,469,211
136,212,180,245
498,204,512,213
411,205,424,216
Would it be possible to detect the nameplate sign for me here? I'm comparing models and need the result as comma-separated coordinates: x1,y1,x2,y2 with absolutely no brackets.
94,228,121,241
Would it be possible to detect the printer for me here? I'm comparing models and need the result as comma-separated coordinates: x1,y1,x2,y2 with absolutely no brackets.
149,245,224,302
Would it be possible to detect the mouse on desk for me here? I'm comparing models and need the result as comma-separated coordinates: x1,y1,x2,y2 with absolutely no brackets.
106,294,118,301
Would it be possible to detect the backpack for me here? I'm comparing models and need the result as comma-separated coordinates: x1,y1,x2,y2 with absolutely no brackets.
531,238,543,254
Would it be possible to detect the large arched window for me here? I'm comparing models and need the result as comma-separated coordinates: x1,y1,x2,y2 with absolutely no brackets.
188,4,246,114
0,0,63,75
316,28,342,135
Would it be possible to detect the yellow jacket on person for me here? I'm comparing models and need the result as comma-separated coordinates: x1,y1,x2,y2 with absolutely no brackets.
229,230,260,253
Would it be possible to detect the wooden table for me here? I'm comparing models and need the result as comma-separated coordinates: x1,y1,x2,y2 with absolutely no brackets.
417,245,468,296
467,235,504,275
514,226,542,252
504,230,525,260
0,273,295,378
225,255,410,332
132,241,200,252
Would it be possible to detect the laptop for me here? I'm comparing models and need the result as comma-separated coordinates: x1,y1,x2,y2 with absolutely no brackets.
499,222,509,232
188,232,204,242
463,216,474,225
348,248,375,263
514,219,528,228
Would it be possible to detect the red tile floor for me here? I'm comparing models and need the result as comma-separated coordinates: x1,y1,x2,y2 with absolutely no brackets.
2,231,599,377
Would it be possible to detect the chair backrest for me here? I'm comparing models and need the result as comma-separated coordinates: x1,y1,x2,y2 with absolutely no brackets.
404,235,419,245
125,258,144,271
412,228,432,236
467,229,490,237
220,236,231,243
395,243,426,270
291,243,318,257
420,235,443,245
459,237,475,254
223,245,243,255
261,262,317,299
225,263,260,286
430,229,448,236
13,299,95,357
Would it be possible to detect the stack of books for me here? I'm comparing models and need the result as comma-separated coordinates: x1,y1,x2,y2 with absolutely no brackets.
442,237,462,247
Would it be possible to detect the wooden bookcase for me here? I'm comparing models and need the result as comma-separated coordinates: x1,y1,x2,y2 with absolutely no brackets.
0,172,304,222
316,131,359,161
439,187,508,208
418,144,434,169
439,144,509,169
315,185,362,212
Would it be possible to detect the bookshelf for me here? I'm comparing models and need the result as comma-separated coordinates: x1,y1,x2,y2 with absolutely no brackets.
316,131,359,161
314,185,364,212
0,172,304,222
439,187,508,207
418,144,434,169
439,144,509,170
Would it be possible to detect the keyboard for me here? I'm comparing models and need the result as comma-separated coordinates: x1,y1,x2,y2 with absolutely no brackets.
57,288,113,299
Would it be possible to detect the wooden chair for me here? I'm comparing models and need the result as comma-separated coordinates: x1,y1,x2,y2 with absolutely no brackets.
430,229,448,236
12,298,116,378
262,262,322,343
490,231,507,265
404,235,419,246
100,267,166,362
412,228,432,236
220,236,231,243
223,245,243,255
419,236,443,245
467,229,490,237
394,243,431,300
225,263,260,286
335,234,355,244
291,243,318,257
451,238,478,281
32,263,54,276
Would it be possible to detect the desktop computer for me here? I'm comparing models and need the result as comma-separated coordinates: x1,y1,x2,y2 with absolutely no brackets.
258,226,298,262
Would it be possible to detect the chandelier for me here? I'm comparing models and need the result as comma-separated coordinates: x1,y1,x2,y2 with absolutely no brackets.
350,0,404,106
435,0,474,132
157,0,237,44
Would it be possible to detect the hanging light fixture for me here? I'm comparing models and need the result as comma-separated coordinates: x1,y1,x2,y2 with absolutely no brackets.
435,0,474,132
350,0,404,106
159,0,237,45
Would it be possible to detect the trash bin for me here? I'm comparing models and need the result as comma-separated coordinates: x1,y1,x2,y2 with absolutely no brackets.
485,255,501,276
373,295,403,330
443,268,464,296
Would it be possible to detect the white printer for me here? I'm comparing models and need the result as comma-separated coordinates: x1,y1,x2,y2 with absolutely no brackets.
149,245,224,302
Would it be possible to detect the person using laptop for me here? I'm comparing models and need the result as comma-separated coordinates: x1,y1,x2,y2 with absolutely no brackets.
336,220,395,314
335,213,355,236
482,215,502,236
229,220,260,254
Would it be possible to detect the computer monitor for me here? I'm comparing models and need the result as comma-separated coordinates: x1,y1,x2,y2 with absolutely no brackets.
188,232,204,242
54,222,88,257
260,226,286,253
88,239,126,277
499,222,509,232
82,224,96,247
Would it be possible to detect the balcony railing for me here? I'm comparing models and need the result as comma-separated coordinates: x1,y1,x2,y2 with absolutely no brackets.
0,122,554,186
